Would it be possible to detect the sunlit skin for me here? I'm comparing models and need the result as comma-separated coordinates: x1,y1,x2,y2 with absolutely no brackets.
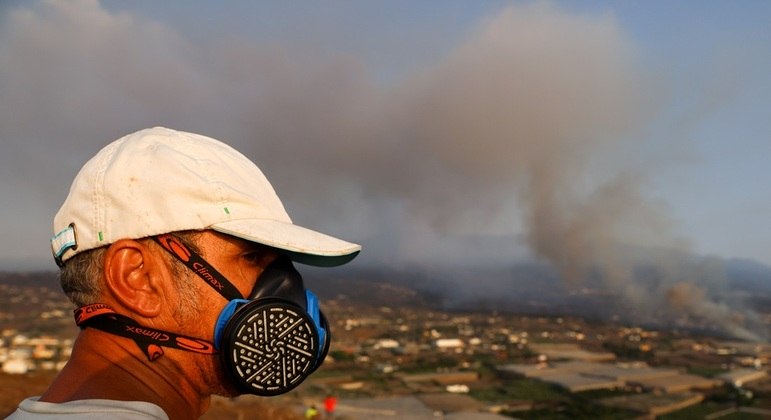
38,231,278,420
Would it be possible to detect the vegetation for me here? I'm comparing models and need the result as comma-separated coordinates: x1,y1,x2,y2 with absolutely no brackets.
658,401,736,419
469,378,569,403
515,403,638,420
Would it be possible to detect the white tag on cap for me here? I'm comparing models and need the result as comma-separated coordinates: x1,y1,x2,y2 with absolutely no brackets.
52,225,77,264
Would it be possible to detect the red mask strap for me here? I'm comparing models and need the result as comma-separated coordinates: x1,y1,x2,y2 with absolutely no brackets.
75,304,217,361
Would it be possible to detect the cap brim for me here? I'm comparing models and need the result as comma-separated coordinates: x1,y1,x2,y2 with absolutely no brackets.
211,219,361,267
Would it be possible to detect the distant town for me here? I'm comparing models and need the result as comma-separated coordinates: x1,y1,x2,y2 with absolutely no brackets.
2,272,771,419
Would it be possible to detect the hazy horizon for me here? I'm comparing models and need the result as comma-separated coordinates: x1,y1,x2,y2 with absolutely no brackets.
1,1,769,340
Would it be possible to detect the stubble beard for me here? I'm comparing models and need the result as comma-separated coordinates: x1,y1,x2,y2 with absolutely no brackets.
172,280,243,397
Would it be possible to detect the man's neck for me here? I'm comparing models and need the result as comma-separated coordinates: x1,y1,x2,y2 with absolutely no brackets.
40,329,210,420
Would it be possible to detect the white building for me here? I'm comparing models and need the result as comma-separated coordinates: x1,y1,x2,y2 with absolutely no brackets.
374,339,400,350
435,338,464,349
2,358,31,374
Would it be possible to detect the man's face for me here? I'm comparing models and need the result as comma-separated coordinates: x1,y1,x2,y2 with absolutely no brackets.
166,231,279,396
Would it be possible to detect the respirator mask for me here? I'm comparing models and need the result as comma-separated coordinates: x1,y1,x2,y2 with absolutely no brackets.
75,234,329,396
212,251,330,395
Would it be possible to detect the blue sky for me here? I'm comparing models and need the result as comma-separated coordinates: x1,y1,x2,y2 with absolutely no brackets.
0,0,769,272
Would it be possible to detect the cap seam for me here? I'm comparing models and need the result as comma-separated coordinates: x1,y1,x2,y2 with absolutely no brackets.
187,135,229,222
92,140,120,248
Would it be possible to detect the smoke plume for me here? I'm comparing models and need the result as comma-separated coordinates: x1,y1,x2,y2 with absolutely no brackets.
0,1,764,340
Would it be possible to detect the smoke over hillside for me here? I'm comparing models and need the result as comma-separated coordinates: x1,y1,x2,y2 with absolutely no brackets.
0,1,764,340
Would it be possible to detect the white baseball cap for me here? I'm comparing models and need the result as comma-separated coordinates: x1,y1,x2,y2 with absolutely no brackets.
51,127,361,267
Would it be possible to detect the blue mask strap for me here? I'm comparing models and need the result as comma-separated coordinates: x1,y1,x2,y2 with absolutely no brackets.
214,293,326,355
305,289,326,358
214,299,249,350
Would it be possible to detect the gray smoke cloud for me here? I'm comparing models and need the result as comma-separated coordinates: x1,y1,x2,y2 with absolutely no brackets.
0,1,763,340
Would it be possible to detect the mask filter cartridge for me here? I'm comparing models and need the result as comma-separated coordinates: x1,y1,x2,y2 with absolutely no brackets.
215,256,330,395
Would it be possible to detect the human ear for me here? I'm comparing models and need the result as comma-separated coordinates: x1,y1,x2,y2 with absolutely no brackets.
103,239,164,317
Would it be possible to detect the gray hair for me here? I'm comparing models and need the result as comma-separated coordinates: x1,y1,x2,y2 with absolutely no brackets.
59,231,204,320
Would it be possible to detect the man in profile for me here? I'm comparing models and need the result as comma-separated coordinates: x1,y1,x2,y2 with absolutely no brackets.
9,127,360,419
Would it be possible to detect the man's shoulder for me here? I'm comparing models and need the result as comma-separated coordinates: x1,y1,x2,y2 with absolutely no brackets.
6,397,169,420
